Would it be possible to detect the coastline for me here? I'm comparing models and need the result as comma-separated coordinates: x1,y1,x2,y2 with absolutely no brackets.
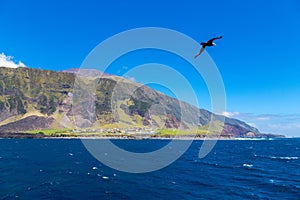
0,133,287,140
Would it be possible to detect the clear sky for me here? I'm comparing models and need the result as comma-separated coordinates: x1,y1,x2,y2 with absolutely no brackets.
0,0,300,136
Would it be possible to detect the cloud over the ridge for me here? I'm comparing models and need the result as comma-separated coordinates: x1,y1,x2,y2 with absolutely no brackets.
224,111,300,137
222,111,240,118
0,52,27,68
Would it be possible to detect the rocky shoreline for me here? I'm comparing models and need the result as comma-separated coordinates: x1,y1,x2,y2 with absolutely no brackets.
0,132,285,139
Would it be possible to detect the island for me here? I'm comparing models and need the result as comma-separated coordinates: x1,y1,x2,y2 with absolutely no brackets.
0,67,284,139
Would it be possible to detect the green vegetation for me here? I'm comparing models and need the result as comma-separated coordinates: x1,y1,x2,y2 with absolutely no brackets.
28,129,73,137
129,97,154,117
26,128,134,138
0,67,74,117
0,67,260,136
157,128,209,136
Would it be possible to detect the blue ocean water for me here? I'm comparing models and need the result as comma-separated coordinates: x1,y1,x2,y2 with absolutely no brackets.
0,138,299,199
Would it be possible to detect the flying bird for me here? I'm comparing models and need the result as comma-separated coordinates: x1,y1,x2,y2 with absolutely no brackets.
194,36,223,59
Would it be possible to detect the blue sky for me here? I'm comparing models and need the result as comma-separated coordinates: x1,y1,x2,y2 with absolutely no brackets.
0,0,300,136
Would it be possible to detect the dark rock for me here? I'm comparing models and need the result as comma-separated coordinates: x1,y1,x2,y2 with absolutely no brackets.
0,116,55,133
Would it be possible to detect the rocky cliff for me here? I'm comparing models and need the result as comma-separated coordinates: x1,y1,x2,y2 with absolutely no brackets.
0,67,268,137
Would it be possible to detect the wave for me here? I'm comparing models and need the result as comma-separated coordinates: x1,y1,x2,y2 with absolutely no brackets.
270,156,299,160
242,164,253,168
254,154,299,160
268,179,300,194
201,161,256,171
234,137,271,140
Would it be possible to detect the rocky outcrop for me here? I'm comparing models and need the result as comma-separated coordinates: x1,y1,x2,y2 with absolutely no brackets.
0,116,55,133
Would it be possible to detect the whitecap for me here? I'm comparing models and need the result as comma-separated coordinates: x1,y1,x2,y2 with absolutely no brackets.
68,153,74,156
102,176,109,180
270,156,299,160
279,156,299,160
92,167,98,170
243,164,253,168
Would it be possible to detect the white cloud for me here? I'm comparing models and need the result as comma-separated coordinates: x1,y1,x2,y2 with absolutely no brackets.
222,111,240,117
267,122,300,130
256,116,270,121
0,52,27,68
264,122,300,137
224,112,275,121
224,111,300,137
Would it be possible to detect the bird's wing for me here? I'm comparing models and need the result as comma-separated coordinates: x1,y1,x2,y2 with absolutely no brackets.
207,36,223,43
200,46,205,54
194,46,205,59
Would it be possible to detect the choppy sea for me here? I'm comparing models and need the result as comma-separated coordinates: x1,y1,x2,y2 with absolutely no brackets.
0,138,299,199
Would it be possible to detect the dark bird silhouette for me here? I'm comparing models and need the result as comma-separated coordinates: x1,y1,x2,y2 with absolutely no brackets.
194,36,223,58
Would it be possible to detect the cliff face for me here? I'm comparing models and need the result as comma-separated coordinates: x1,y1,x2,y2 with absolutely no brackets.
0,67,261,136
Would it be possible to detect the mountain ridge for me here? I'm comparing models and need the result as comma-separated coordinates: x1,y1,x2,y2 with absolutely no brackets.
0,66,283,138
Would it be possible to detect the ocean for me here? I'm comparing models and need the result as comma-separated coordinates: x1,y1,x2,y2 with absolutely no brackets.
0,138,299,199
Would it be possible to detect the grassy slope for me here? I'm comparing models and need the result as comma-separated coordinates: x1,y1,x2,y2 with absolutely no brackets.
0,67,260,136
